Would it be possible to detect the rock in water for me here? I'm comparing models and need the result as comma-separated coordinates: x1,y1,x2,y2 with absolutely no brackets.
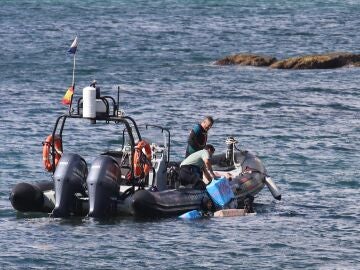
215,53,277,66
270,52,360,69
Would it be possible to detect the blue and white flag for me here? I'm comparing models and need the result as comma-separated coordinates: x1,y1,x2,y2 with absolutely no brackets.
68,36,78,54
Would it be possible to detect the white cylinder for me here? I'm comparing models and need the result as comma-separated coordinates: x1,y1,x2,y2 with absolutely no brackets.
264,176,281,201
83,86,96,118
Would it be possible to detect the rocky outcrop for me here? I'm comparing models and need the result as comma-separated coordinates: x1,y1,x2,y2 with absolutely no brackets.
215,54,277,66
215,52,360,69
270,52,360,69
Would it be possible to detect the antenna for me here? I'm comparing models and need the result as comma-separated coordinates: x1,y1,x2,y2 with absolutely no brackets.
117,85,120,115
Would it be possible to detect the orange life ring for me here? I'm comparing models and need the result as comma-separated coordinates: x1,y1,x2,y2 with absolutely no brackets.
133,140,152,178
42,134,62,172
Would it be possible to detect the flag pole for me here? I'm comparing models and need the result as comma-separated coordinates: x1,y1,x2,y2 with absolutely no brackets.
68,53,76,114
72,52,76,86
61,36,78,112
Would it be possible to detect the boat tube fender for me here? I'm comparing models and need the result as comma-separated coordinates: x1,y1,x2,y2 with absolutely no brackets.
133,140,152,178
264,176,281,200
9,181,54,213
206,176,234,208
42,134,62,172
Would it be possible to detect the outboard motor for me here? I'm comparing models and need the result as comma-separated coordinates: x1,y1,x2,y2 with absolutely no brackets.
87,155,122,218
51,153,88,217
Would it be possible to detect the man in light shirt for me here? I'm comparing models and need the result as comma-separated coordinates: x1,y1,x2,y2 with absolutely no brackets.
179,144,217,190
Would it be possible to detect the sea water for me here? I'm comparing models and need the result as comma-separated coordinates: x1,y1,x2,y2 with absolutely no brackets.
0,0,359,269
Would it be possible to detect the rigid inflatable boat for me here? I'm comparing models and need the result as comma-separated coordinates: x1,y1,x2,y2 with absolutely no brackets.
9,81,281,219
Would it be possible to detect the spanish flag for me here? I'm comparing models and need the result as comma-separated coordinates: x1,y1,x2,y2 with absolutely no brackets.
62,85,74,105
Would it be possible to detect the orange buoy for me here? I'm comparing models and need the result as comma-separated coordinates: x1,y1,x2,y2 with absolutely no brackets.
133,140,152,178
42,135,62,172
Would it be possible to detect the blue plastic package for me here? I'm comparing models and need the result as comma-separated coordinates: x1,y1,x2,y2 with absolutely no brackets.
178,210,203,219
206,176,234,207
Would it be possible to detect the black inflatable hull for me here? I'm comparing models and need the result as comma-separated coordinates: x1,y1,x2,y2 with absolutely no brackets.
130,188,207,218
9,181,55,213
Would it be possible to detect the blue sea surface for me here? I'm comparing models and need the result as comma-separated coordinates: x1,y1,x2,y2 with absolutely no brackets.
0,0,359,269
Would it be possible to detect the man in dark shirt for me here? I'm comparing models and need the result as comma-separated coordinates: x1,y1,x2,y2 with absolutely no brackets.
185,116,214,157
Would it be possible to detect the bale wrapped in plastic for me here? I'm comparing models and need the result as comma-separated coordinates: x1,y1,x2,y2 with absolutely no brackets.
206,176,234,208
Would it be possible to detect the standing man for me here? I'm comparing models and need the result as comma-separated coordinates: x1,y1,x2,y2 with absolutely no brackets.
185,116,214,157
179,144,217,190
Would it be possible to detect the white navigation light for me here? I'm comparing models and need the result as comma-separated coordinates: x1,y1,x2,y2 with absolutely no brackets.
83,86,96,118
